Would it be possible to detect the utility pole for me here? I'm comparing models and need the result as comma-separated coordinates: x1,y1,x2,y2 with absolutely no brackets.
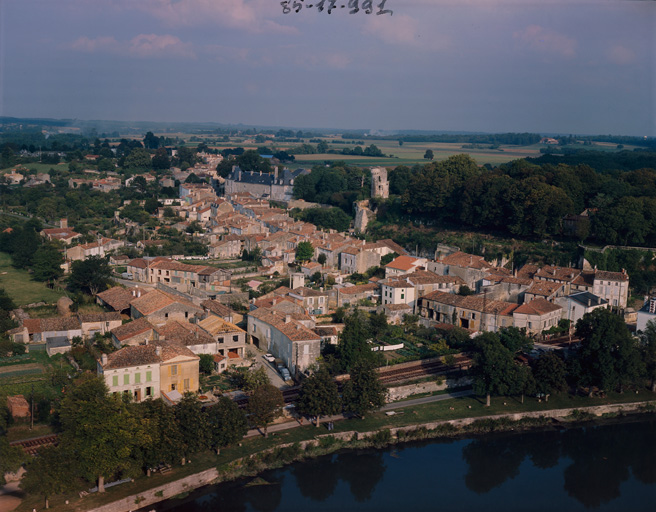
30,384,34,430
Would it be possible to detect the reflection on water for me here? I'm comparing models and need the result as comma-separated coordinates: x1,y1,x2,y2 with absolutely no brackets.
148,417,656,512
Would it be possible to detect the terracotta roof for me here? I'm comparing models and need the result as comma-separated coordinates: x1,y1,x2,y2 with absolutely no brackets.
111,317,154,342
571,272,596,287
385,255,420,271
594,270,629,282
198,316,244,336
291,287,327,297
514,298,562,316
535,265,581,283
440,251,491,270
78,312,122,323
382,278,411,289
130,290,200,316
484,274,533,286
200,300,233,318
102,344,161,369
97,287,140,311
405,270,465,286
249,308,320,342
156,320,215,346
101,340,198,369
418,291,517,314
516,264,539,279
526,280,563,297
338,283,378,295
23,317,80,333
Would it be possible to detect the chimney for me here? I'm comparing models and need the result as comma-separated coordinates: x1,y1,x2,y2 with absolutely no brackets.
155,346,162,356
101,353,107,365
60,218,68,229
285,315,292,324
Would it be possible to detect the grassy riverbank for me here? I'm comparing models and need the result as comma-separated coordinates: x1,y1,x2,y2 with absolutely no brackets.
14,390,656,512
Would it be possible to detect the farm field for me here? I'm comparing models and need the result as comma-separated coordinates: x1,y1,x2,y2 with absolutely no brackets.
0,162,67,174
0,252,65,306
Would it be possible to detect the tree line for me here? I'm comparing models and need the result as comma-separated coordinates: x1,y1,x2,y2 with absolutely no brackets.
471,309,656,407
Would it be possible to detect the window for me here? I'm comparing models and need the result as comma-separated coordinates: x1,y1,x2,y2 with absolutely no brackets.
124,374,129,385
233,335,239,342
171,383,177,391
135,373,141,384
185,311,189,319
171,365,178,376
146,387,152,397
146,371,152,382
401,293,405,299
112,375,118,387
184,379,190,390
165,313,169,319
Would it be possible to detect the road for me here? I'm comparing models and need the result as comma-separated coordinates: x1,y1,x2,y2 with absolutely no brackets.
244,389,474,438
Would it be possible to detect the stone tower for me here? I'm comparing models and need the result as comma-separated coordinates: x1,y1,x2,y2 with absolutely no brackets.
370,167,389,199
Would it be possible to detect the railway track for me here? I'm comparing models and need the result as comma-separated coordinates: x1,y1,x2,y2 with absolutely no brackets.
10,434,59,456
377,355,472,384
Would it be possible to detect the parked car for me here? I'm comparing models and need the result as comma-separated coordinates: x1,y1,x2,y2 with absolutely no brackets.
264,353,275,363
280,368,292,381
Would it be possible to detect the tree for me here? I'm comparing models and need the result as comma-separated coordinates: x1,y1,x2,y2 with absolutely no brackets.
21,446,72,508
295,241,314,262
151,147,170,170
317,253,327,265
124,148,151,169
137,399,184,474
342,359,386,418
206,396,248,453
32,243,64,285
143,131,160,150
247,384,284,437
0,436,23,486
68,256,112,295
130,175,148,194
572,309,644,393
199,353,214,375
175,393,210,462
639,319,656,392
143,196,159,214
471,333,516,406
58,374,148,492
532,351,567,401
335,310,377,373
424,149,434,160
498,327,533,355
296,366,341,426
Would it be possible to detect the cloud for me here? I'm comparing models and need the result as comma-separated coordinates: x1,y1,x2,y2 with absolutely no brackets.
607,44,636,66
363,13,450,51
133,0,298,35
514,25,577,58
67,34,196,59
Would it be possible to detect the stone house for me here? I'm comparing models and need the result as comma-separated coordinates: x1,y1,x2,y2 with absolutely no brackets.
110,317,155,348
335,283,379,307
512,298,563,335
247,308,321,376
130,289,203,326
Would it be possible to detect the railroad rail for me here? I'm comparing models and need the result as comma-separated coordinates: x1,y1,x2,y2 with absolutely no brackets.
10,434,59,456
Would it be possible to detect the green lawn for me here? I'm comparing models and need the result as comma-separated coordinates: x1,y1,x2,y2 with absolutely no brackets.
0,252,65,306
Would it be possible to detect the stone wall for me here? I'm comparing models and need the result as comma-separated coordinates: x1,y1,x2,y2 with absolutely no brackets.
91,468,220,512
386,377,472,401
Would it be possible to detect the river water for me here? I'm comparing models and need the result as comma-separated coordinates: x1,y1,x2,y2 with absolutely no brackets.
146,416,656,512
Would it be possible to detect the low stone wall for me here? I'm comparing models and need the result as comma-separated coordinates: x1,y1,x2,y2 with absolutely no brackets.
92,400,656,512
387,377,472,401
91,468,219,512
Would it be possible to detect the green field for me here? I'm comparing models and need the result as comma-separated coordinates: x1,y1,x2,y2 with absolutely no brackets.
0,252,65,306
0,162,67,174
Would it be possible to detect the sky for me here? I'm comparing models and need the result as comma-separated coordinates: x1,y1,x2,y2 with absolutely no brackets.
0,0,654,136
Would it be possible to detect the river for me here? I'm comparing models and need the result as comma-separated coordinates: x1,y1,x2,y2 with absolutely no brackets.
144,416,656,512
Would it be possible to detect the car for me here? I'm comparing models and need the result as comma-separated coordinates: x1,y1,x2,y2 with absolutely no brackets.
281,368,292,381
264,353,275,363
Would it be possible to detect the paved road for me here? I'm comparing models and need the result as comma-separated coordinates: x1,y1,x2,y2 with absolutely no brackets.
244,389,475,438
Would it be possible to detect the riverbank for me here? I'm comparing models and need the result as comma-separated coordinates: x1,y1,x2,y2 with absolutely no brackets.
18,392,654,512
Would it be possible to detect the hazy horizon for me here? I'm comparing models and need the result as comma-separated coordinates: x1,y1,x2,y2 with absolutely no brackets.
1,1,654,137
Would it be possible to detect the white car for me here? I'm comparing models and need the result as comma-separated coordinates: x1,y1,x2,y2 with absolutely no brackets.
264,353,275,363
